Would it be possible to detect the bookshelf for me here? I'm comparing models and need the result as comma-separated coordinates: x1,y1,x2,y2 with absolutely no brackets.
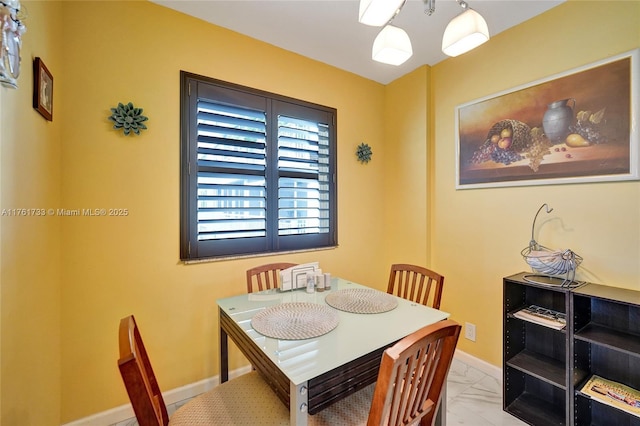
504,273,640,426
572,284,640,426
503,272,574,425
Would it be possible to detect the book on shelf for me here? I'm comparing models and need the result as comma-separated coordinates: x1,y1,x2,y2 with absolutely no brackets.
581,375,640,418
512,304,566,330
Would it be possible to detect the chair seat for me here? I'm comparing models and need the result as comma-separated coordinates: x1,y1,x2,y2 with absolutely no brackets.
169,372,289,425
308,383,374,426
170,374,375,426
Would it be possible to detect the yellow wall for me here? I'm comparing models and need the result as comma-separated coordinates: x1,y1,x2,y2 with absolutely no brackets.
0,1,63,425
383,66,430,265
2,0,640,424
431,0,640,365
58,1,388,422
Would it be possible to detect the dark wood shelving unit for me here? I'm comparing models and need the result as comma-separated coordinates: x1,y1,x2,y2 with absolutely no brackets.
504,272,574,425
504,273,640,426
572,284,640,426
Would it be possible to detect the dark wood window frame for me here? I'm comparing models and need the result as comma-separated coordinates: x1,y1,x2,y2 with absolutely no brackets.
180,71,338,260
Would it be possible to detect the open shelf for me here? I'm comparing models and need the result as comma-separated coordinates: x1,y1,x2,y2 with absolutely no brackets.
576,391,640,426
506,349,566,388
575,323,640,358
505,391,566,426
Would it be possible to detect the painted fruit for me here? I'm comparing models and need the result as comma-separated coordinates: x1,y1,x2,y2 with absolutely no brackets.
500,128,513,139
498,137,512,149
490,134,500,144
566,133,590,147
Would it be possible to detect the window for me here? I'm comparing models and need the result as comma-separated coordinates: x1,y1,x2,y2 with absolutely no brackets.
180,72,337,260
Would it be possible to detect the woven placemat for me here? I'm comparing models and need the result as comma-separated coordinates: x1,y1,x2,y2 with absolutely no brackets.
251,302,339,340
325,288,398,314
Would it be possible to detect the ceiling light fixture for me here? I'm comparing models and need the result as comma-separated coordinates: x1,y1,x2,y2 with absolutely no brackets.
442,1,490,57
358,0,406,27
359,0,490,65
372,25,413,66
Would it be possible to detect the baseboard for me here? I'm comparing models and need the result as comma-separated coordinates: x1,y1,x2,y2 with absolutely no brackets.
63,352,498,425
61,366,252,426
454,349,502,381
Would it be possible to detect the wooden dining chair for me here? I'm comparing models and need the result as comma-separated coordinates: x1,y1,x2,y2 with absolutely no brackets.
246,262,297,293
117,315,290,426
309,319,461,426
387,264,445,309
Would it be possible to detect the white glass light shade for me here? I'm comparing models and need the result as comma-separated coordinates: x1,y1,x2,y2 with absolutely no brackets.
372,25,412,66
442,8,490,57
358,0,405,26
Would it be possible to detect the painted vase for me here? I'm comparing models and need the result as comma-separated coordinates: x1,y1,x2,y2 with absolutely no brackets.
542,98,576,142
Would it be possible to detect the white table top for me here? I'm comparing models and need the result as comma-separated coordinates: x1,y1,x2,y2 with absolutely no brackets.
217,277,450,385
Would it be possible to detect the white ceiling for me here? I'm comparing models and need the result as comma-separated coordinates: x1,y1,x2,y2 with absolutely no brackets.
152,0,565,85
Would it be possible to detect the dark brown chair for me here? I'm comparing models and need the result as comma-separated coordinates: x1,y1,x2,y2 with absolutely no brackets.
246,262,297,293
117,315,289,426
387,264,444,309
310,319,461,425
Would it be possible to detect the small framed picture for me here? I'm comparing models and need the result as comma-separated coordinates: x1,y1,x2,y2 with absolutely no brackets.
33,57,53,121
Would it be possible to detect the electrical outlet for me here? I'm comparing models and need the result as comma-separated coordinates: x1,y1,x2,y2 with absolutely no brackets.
465,322,476,342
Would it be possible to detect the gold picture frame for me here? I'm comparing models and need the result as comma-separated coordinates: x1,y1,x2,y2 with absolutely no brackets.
33,57,53,121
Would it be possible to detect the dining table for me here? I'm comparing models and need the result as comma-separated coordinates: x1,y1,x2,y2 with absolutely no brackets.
218,277,450,426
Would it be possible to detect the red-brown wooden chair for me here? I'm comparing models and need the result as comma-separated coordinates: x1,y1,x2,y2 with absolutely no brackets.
246,262,297,293
310,319,461,425
387,264,445,309
117,315,289,426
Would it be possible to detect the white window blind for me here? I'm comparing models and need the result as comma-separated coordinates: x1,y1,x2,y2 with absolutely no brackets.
277,115,330,236
196,100,267,240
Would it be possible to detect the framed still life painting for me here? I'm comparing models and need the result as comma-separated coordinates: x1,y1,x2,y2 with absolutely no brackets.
456,49,639,189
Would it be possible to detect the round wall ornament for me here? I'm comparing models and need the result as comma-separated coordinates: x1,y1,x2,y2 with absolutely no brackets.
356,142,372,164
109,102,148,136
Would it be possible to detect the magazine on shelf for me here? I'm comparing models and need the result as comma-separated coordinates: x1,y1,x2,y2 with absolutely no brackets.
581,375,640,418
512,304,566,330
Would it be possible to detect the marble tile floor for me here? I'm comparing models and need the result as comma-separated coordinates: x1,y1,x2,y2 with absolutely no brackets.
114,358,527,426
445,358,527,426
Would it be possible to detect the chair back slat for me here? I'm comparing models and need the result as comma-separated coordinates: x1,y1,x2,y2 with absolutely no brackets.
246,262,297,293
118,315,169,426
387,264,444,309
367,320,461,426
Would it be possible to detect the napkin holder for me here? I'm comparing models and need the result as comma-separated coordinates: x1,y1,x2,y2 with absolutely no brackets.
280,262,319,291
